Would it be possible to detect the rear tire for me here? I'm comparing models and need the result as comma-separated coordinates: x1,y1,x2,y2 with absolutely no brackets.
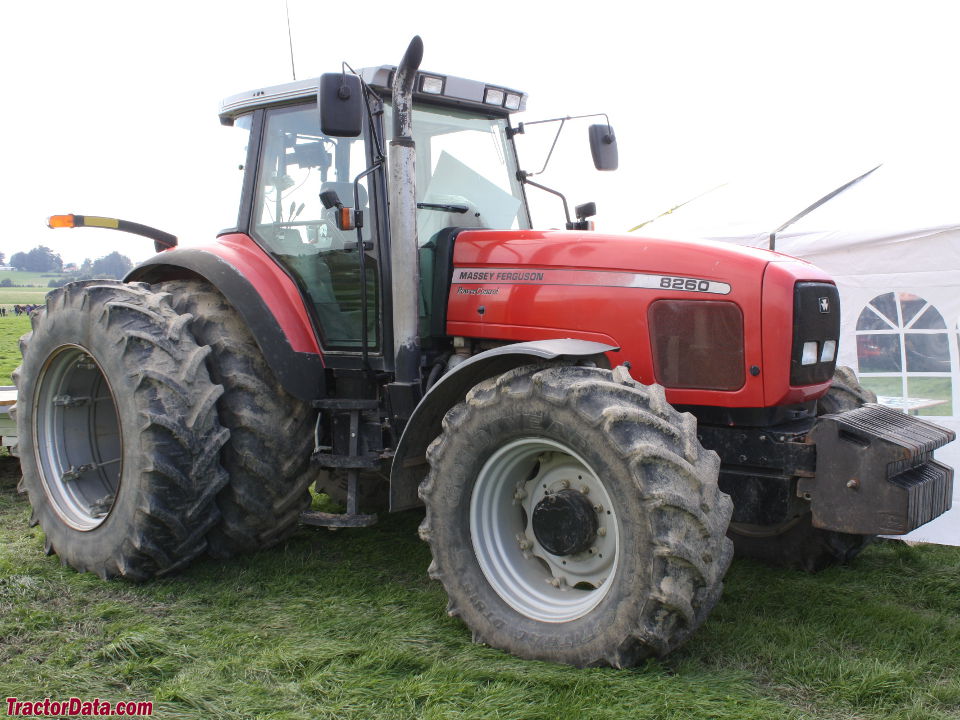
13,281,229,580
158,280,318,557
729,366,877,572
419,365,733,667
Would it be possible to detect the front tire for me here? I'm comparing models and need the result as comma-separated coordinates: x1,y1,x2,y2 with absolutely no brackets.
419,365,733,667
13,281,229,580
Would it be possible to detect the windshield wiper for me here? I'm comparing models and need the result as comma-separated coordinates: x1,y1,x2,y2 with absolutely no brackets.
417,202,468,214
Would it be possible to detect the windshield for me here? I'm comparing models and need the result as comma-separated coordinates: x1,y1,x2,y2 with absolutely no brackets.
385,103,530,246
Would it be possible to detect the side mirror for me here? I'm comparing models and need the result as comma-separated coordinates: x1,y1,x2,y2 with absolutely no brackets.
319,73,363,137
575,202,597,221
588,124,618,171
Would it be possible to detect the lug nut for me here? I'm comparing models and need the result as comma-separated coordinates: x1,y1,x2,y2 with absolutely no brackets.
560,479,570,489
593,504,604,513
580,486,590,495
598,527,607,537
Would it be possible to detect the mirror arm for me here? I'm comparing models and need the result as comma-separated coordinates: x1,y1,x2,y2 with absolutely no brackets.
528,118,566,176
345,162,381,371
519,173,573,227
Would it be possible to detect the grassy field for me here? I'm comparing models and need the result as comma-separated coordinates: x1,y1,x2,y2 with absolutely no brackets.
860,376,953,417
1,290,958,718
0,315,30,383
0,286,54,305
1,460,959,720
0,271,58,308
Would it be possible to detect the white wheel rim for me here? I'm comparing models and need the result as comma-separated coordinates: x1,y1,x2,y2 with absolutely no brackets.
470,437,619,623
33,345,122,531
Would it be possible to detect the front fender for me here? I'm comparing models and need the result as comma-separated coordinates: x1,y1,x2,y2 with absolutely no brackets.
389,339,618,511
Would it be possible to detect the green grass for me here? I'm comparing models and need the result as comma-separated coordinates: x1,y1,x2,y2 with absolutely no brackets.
0,270,65,284
0,315,30,383
2,460,959,720
0,286,54,305
0,271,59,307
861,376,953,416
0,286,958,718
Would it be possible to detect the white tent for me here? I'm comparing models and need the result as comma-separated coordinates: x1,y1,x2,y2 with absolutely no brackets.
644,166,960,546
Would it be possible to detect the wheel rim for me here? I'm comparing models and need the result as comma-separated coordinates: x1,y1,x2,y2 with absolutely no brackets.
470,437,619,623
33,345,122,531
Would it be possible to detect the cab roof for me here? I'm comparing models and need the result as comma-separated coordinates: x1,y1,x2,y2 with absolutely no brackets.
219,65,527,125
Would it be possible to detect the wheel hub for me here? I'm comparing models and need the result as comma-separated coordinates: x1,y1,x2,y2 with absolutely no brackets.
470,439,619,623
532,489,598,556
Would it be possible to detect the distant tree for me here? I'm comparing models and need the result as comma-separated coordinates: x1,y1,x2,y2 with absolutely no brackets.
10,245,63,272
0,278,13,288
80,258,93,274
0,252,5,265
91,251,133,279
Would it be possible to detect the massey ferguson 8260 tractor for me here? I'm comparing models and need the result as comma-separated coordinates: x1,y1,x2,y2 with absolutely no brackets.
17,37,954,667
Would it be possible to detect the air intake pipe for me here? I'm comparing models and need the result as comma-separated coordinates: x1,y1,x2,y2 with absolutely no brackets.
388,36,424,389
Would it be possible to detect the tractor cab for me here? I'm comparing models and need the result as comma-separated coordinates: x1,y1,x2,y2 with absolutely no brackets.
218,66,534,360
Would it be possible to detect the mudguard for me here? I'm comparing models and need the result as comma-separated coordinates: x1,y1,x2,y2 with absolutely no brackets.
127,236,325,401
389,339,618,511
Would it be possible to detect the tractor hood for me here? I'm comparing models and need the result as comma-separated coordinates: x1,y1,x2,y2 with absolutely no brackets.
445,228,835,410
450,228,796,278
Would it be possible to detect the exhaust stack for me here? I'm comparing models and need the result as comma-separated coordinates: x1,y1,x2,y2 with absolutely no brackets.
389,36,424,388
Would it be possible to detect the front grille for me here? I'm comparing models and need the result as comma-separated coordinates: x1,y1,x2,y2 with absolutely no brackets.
648,300,745,390
790,282,840,385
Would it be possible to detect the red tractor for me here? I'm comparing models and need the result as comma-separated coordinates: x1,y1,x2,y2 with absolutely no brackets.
17,37,954,667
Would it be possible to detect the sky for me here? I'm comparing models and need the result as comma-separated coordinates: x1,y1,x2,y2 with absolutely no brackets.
2,0,959,266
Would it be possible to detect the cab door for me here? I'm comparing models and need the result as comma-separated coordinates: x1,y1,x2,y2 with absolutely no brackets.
252,103,380,355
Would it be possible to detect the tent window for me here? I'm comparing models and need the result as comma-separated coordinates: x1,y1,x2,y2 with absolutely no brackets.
855,292,952,416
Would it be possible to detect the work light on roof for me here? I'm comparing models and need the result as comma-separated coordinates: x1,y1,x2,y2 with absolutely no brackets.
504,93,522,110
420,75,444,95
484,88,505,106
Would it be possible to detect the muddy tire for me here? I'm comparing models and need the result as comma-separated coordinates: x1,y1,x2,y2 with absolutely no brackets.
13,281,229,580
816,365,878,415
730,366,876,572
158,280,317,557
419,365,733,667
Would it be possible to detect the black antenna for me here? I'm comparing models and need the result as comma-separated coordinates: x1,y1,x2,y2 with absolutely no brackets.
768,164,881,251
285,0,296,81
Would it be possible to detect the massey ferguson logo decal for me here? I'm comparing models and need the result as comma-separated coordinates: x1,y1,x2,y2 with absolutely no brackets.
452,268,732,295
819,297,831,313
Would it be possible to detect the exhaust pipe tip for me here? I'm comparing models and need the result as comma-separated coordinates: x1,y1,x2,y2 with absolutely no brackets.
398,36,424,83
392,35,424,140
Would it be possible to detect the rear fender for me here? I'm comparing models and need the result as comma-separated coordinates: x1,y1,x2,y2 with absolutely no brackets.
127,234,325,401
389,339,618,511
